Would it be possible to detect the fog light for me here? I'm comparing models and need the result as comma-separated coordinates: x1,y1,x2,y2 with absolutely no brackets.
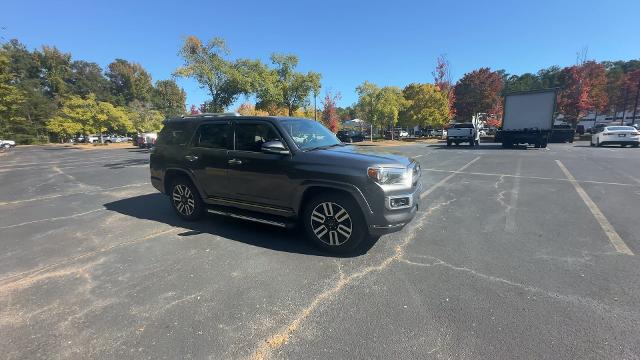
389,197,410,209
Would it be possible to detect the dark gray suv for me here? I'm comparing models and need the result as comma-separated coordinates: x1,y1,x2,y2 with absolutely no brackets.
150,113,421,253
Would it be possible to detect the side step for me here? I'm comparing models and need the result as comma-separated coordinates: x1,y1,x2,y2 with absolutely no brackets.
206,207,295,228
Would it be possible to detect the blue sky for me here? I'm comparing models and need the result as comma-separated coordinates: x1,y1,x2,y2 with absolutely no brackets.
2,0,639,110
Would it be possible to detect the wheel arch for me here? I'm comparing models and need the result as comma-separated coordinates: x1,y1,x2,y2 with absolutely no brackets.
163,168,206,199
295,182,373,224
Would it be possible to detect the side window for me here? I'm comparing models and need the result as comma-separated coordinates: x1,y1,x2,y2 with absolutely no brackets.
235,123,282,152
196,123,230,149
158,123,189,145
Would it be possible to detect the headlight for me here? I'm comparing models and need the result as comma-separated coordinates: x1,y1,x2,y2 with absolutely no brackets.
367,166,411,186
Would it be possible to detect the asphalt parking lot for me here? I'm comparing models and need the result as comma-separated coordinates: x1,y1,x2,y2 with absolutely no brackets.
1,142,640,359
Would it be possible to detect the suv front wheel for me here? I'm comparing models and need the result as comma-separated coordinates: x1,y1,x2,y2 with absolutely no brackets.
170,178,204,221
303,193,366,253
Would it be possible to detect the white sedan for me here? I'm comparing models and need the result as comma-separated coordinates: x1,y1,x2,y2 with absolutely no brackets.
591,126,640,147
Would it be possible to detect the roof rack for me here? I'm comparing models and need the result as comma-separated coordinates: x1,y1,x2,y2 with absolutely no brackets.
181,112,241,119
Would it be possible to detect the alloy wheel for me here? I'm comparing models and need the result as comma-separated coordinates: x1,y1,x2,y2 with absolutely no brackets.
172,184,195,216
310,202,353,246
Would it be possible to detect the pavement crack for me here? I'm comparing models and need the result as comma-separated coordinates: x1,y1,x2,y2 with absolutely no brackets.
250,199,455,360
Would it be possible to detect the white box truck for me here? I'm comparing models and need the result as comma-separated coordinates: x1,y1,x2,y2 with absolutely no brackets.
498,89,557,148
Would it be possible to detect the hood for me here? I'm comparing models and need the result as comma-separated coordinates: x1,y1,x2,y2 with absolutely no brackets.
310,145,413,167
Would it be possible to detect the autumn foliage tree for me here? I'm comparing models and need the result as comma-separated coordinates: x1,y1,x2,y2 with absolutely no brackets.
432,55,455,119
453,68,503,121
321,91,341,133
557,66,591,125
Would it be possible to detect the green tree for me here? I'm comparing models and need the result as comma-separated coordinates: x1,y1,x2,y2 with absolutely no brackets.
401,83,449,129
68,60,112,101
127,100,165,132
0,52,26,137
174,36,259,113
152,79,186,117
106,58,153,105
47,94,133,141
255,53,321,116
37,46,72,97
355,82,405,133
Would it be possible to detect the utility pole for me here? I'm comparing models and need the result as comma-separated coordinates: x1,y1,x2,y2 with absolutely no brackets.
620,88,629,125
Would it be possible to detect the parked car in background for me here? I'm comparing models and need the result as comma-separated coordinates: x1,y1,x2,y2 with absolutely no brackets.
336,130,365,143
138,132,158,148
433,129,447,138
549,124,575,143
0,139,16,148
590,125,640,147
447,123,479,147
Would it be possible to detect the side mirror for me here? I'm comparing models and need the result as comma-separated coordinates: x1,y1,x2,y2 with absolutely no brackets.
261,140,290,155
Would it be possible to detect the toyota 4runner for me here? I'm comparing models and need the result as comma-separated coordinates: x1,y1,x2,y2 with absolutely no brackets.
150,113,421,253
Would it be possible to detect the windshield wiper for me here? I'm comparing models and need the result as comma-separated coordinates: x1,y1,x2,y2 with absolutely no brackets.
305,143,345,151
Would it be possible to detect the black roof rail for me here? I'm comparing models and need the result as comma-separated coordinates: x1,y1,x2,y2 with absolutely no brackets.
180,112,241,119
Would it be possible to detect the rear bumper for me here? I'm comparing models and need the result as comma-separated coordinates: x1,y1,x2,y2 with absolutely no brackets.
367,182,422,236
600,140,639,145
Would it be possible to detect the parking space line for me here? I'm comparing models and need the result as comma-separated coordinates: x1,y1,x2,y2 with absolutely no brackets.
0,182,150,206
556,160,634,255
505,159,522,233
420,156,481,199
0,208,104,230
421,168,640,188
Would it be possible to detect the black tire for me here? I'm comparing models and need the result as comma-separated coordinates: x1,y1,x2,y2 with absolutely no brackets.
446,140,451,147
169,177,204,221
590,140,594,147
541,140,548,148
303,192,366,254
633,143,639,148
597,138,601,147
468,140,474,147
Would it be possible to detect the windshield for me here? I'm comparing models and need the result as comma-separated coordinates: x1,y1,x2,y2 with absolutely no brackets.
280,119,341,150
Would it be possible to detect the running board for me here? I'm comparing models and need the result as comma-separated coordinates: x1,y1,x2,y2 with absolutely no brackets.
207,208,289,228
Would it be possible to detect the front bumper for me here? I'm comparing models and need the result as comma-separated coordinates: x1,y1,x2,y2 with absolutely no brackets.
368,182,422,236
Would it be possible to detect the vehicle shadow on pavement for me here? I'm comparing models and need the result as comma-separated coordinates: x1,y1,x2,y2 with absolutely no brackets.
104,193,374,257
103,158,149,169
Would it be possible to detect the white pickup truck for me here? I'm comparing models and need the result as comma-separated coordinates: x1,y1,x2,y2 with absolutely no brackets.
1,139,16,149
446,123,479,147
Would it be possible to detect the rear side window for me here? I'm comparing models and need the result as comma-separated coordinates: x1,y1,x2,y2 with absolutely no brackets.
235,123,282,152
157,122,190,145
196,123,230,149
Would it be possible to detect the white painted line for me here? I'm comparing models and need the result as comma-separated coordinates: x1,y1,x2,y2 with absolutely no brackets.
556,160,634,255
421,168,640,188
505,159,522,233
421,156,481,199
0,182,150,206
0,208,105,230
414,154,423,158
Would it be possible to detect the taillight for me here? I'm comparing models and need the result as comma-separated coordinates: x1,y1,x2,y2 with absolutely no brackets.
603,132,612,136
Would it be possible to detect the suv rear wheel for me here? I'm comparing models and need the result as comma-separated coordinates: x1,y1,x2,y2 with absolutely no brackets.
170,178,204,221
303,193,366,253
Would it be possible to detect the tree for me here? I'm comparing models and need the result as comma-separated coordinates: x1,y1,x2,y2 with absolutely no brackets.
321,91,341,133
557,65,591,125
255,53,321,116
106,59,153,105
582,61,608,114
37,46,72,97
68,60,112,101
236,102,269,116
47,94,133,140
174,36,259,113
355,81,381,127
453,68,503,120
127,101,164,133
401,83,449,129
152,79,186,117
0,52,26,137
432,55,455,119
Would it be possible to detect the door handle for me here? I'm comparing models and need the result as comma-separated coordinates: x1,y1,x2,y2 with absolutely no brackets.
184,155,199,162
228,158,242,165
